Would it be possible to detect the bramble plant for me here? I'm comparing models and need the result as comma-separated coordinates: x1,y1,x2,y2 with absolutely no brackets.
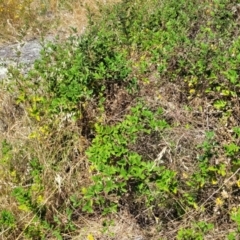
2,0,240,238
177,221,214,240
83,104,176,214
227,207,240,239
13,27,134,122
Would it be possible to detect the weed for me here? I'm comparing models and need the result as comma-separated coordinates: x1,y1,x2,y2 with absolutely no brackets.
83,103,177,216
227,207,240,239
0,209,16,229
2,0,240,239
177,221,214,240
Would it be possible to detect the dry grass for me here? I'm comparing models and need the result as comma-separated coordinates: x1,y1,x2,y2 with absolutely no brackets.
0,1,127,239
0,63,145,239
69,211,145,240
1,0,240,239
0,0,119,46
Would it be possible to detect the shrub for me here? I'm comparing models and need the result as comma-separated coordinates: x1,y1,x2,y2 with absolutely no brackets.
83,104,177,216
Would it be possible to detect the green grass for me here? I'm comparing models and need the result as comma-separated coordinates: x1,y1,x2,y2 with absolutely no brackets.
1,0,240,239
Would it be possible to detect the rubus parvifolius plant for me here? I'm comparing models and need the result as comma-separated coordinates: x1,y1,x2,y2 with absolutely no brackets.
14,26,134,121
228,207,240,239
158,0,240,112
82,103,177,215
177,221,214,240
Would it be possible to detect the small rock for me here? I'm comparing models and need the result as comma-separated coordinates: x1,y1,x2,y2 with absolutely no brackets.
0,35,54,79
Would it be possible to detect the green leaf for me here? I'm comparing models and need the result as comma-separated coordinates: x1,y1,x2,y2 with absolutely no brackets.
225,143,240,156
213,100,227,110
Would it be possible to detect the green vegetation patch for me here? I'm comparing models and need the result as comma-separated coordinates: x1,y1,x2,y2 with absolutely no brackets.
1,0,240,239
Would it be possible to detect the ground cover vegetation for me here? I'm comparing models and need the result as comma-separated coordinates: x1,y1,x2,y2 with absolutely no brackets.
0,0,240,239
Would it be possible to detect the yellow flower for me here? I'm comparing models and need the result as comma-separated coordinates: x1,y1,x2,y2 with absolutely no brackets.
236,179,240,188
215,197,223,207
37,195,44,205
211,179,218,185
87,234,95,240
189,89,196,95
